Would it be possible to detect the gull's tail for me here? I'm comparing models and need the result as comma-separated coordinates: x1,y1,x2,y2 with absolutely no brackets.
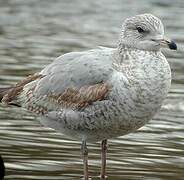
0,87,12,102
0,74,43,107
0,87,21,107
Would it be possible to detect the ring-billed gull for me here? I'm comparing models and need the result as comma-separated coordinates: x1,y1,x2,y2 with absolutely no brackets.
0,14,177,179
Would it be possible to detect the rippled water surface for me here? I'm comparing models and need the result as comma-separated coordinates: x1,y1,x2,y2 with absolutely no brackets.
0,0,184,179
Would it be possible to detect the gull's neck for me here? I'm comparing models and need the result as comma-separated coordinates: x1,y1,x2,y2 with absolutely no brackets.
112,42,160,72
110,43,162,72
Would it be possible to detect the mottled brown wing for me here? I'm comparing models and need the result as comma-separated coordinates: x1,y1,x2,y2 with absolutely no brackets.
47,83,111,109
2,74,43,105
1,73,111,113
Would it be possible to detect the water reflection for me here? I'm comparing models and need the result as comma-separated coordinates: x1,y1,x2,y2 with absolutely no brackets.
0,0,184,180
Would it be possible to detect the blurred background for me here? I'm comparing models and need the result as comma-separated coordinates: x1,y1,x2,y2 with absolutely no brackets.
0,0,183,179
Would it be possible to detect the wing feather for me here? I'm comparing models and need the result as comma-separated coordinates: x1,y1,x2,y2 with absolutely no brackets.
3,48,114,114
47,83,111,110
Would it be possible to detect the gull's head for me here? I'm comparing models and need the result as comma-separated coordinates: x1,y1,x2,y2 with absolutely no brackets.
120,13,177,51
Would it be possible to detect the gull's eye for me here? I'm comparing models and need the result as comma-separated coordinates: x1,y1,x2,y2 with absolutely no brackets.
136,26,145,33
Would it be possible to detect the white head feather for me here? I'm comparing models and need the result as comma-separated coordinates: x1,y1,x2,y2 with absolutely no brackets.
120,14,165,51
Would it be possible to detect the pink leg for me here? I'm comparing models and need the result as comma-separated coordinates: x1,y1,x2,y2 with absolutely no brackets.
81,140,89,180
101,139,107,179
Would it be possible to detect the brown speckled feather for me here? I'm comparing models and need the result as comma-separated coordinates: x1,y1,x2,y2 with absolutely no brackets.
2,74,43,105
47,83,111,110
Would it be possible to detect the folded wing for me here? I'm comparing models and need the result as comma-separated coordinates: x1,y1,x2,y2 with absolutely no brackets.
1,49,113,114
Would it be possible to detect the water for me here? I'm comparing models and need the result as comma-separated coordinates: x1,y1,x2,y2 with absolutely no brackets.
0,0,184,179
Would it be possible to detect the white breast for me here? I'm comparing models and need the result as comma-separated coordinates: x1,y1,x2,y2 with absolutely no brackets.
109,50,171,129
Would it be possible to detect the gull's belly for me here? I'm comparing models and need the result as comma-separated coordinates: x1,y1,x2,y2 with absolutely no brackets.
80,83,171,142
81,65,171,141
40,80,170,143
